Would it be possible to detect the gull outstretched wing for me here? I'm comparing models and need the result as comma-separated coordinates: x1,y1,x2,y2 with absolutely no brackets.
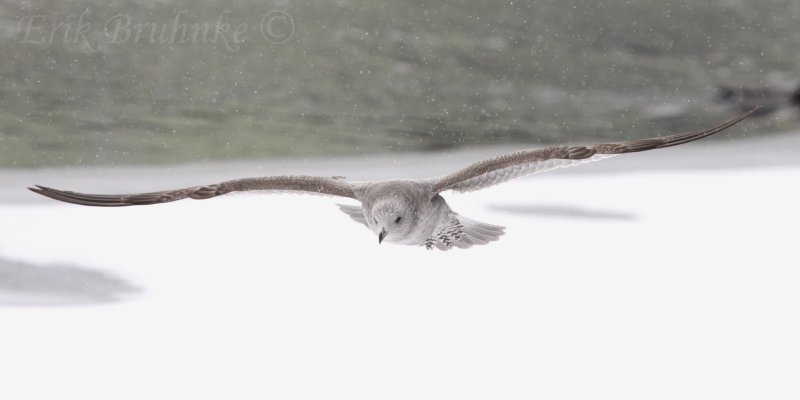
431,109,758,193
30,175,358,207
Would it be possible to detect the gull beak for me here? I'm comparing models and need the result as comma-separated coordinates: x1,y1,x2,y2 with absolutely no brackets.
378,228,387,244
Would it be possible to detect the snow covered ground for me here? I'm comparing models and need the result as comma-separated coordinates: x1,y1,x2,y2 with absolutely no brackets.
0,134,799,399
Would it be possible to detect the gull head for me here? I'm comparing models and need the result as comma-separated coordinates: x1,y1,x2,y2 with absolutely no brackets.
369,196,415,244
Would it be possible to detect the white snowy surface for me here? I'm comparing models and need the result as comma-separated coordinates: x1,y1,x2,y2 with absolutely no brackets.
0,148,799,399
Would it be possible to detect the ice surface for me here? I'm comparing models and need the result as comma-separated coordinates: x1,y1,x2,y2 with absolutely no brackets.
0,155,798,399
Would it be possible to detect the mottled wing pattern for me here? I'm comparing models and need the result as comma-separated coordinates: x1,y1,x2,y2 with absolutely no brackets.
30,175,358,207
424,213,505,250
431,109,757,193
434,153,619,193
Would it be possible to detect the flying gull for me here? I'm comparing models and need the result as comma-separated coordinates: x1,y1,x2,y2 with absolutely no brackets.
30,109,757,250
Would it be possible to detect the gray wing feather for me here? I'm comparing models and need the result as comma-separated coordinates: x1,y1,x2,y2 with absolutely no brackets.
431,109,758,193
337,204,368,226
438,154,618,193
30,175,358,207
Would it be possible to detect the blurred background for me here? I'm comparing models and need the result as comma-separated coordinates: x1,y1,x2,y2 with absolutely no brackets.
1,0,799,168
2,3,800,397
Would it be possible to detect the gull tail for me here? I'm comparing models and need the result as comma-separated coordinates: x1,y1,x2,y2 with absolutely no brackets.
425,213,505,250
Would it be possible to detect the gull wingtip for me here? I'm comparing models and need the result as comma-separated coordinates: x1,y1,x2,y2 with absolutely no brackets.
29,184,57,192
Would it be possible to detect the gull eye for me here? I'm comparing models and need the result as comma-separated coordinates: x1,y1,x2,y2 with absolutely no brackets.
394,216,402,224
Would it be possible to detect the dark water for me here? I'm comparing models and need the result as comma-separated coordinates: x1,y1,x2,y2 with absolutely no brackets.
0,0,798,167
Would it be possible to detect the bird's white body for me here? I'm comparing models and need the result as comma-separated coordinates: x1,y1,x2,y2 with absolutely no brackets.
337,180,505,249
